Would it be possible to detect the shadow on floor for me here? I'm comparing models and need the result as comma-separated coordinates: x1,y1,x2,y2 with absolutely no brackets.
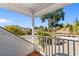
53,53,69,56
27,50,42,56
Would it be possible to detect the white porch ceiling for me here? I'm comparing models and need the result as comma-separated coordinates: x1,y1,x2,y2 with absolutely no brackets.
0,3,70,17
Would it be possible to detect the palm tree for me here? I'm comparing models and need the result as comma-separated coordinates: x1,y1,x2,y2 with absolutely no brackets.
73,19,79,34
69,25,73,33
40,8,65,32
64,22,70,28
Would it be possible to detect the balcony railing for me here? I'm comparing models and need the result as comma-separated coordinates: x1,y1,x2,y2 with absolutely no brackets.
1,25,79,56
22,35,79,56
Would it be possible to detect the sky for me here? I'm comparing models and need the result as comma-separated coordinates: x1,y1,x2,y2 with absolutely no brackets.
0,3,79,28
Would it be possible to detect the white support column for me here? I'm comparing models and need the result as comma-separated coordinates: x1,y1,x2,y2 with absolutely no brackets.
32,15,35,43
32,15,35,35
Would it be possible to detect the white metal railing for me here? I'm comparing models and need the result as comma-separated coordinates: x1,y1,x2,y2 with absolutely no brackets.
21,35,79,56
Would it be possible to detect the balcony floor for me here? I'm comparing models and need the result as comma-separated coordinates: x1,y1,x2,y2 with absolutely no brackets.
27,51,42,56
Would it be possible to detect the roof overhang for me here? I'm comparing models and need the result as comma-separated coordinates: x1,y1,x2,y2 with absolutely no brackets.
0,3,70,17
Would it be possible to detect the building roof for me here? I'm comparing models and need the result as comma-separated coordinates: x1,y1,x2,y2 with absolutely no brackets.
0,3,70,17
56,27,70,34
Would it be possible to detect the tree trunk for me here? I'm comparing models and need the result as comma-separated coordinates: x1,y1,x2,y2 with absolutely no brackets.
52,19,56,37
48,19,50,32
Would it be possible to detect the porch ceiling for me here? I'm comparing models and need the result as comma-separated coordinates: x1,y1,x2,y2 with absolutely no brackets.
0,3,70,17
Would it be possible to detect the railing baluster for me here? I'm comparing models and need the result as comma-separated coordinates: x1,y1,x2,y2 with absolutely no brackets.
42,36,44,53
40,36,41,46
51,38,53,56
62,40,64,54
58,39,60,55
45,37,47,54
46,37,47,56
49,37,50,56
25,35,79,56
73,41,75,56
35,36,36,44
39,36,40,46
54,38,56,55
67,40,69,56
43,36,45,53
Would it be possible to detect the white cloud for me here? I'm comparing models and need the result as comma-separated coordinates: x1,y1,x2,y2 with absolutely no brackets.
0,19,11,24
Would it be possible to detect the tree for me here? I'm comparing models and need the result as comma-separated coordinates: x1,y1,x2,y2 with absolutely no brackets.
40,8,65,30
63,19,79,34
25,29,32,35
73,19,79,34
4,25,26,36
69,25,73,33
34,26,39,29
65,22,70,28
44,26,48,31
39,26,44,30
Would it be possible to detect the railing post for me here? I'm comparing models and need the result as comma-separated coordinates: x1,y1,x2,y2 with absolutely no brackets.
58,39,60,55
62,40,64,54
46,37,48,56
73,41,75,56
67,40,69,56
43,36,45,53
54,38,56,55
51,38,53,56
39,36,40,46
49,37,50,56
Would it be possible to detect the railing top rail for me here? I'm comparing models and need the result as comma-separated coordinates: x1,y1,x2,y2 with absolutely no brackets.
22,34,79,42
54,37,79,42
56,33,79,36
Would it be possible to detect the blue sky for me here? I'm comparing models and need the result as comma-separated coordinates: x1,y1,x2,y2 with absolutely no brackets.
0,3,79,28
